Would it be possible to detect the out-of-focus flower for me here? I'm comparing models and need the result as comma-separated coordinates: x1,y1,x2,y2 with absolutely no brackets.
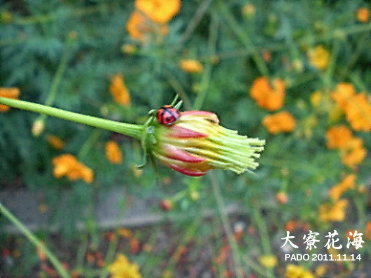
326,125,353,149
150,111,265,176
250,77,285,111
109,74,131,107
276,192,289,204
285,220,298,232
118,228,133,238
328,174,356,200
37,204,48,214
47,135,65,150
108,254,141,278
285,264,314,278
262,111,296,134
189,190,199,201
357,8,369,22
344,93,371,132
366,222,371,240
331,84,371,131
308,45,329,70
0,87,20,112
130,238,140,254
126,11,168,42
135,0,181,24
258,255,277,268
310,90,323,108
319,199,348,222
160,199,173,211
121,44,137,54
242,3,256,17
179,59,203,73
340,137,367,168
105,141,123,164
292,59,303,72
262,50,272,62
314,264,328,277
330,82,356,109
52,154,93,183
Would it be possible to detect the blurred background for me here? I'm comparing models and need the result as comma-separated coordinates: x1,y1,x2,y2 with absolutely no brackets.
0,0,370,277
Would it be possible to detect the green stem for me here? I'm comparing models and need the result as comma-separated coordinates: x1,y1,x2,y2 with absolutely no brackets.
45,35,73,107
13,3,110,25
99,231,119,278
0,97,143,140
252,207,274,278
177,0,213,47
165,72,192,110
210,173,245,278
323,39,340,90
78,129,102,159
33,33,74,136
193,12,218,110
0,202,70,278
217,0,269,77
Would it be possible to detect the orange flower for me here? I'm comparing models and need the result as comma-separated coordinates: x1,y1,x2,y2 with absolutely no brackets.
328,174,356,200
250,77,285,111
285,220,298,232
105,141,123,164
357,8,369,23
340,137,367,168
126,11,168,42
308,45,329,70
0,87,20,112
135,0,181,24
366,222,371,240
325,125,353,149
344,93,371,132
330,83,356,109
276,192,289,204
47,135,65,150
117,228,133,238
109,74,131,106
319,199,348,222
262,111,296,134
179,59,203,73
331,83,371,131
52,154,93,183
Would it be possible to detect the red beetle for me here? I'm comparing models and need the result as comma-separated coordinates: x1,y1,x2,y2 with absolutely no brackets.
156,105,180,126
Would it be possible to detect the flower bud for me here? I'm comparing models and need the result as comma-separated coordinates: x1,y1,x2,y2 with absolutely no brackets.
150,111,265,176
32,118,45,137
160,199,173,211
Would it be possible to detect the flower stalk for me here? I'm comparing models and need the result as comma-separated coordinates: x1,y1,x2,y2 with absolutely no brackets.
0,97,143,140
0,202,70,278
0,96,265,176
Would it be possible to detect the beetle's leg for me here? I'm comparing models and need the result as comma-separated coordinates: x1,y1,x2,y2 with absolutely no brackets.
174,100,183,110
170,94,180,106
